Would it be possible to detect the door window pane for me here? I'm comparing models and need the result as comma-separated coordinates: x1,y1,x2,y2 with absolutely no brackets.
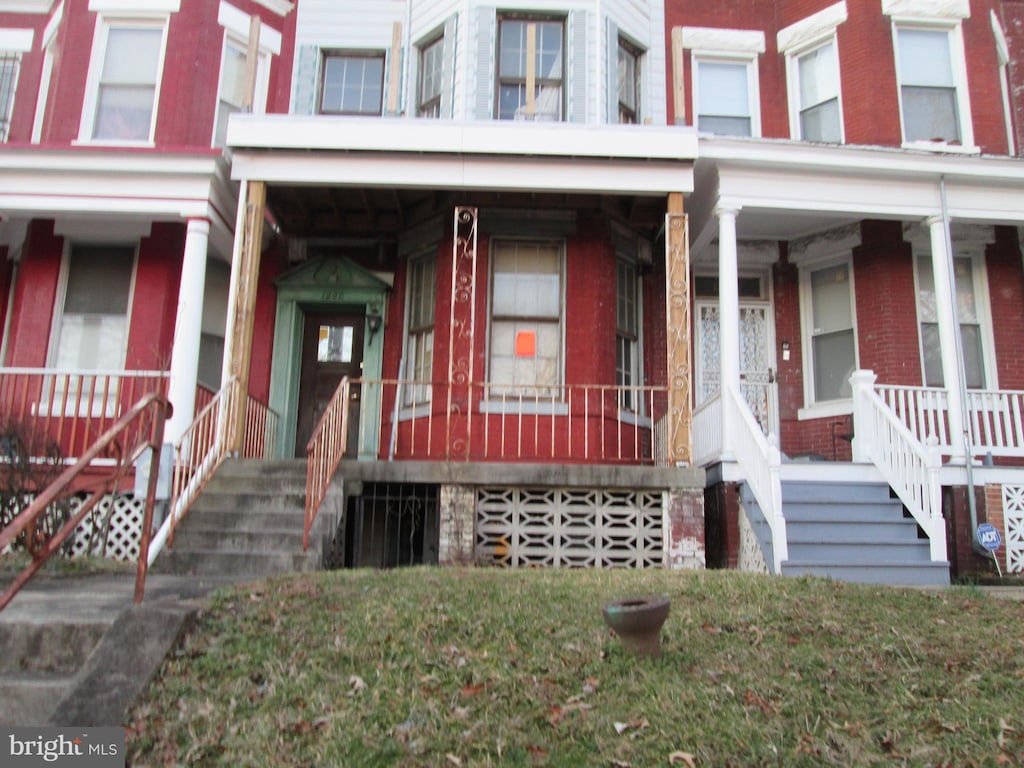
318,325,354,363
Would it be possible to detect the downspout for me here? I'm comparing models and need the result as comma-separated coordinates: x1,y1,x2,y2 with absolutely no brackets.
938,176,984,556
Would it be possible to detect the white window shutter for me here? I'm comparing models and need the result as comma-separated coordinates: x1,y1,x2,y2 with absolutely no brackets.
606,18,619,124
440,14,458,119
291,44,318,115
474,6,496,119
569,10,588,123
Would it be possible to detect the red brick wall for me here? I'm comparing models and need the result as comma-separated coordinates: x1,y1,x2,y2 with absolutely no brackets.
23,0,292,148
0,11,48,143
987,227,1024,388
852,220,921,384
665,0,1011,151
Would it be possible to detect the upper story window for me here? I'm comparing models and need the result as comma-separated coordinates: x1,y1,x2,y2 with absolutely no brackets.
694,58,756,136
778,2,847,143
418,35,444,117
791,40,842,142
895,27,967,145
320,52,384,115
680,27,765,137
617,37,641,124
497,16,564,121
213,2,278,148
0,51,19,142
80,19,167,143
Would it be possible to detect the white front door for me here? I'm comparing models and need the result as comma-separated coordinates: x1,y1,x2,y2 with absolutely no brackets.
696,301,778,435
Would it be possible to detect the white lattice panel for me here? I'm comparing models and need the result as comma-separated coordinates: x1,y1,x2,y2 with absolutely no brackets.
476,487,663,568
69,494,146,562
738,507,769,575
1003,485,1024,574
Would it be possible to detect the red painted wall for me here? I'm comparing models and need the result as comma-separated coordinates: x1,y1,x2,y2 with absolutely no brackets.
664,0,1012,152
4,220,61,367
9,0,293,149
125,223,184,371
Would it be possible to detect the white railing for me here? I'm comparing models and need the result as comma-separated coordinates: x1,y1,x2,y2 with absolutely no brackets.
724,385,786,573
147,378,279,565
852,371,946,561
359,378,669,464
692,391,723,467
876,384,951,452
965,389,1024,458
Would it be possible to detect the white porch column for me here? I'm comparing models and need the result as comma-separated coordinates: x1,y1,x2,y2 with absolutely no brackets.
717,204,741,459
165,218,210,445
925,215,967,462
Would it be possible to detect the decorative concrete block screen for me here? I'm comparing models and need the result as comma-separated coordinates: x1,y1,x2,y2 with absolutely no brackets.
1004,485,1024,573
476,488,663,568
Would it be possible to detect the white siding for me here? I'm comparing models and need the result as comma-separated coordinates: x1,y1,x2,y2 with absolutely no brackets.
293,0,665,125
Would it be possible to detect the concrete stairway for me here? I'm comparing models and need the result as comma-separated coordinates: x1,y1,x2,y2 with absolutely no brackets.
742,479,950,586
153,459,339,580
0,613,110,725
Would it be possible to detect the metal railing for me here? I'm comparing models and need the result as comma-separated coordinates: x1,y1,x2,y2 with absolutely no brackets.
364,378,668,463
852,372,946,561
725,385,787,573
147,378,279,565
0,368,169,464
0,392,171,612
305,377,350,551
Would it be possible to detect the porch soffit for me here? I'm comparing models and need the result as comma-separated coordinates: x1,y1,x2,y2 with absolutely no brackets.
687,137,1024,248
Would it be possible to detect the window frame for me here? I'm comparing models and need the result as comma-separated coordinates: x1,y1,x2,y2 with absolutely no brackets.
77,15,170,145
318,50,386,116
615,258,645,417
483,238,566,411
0,50,20,143
798,257,859,418
691,52,761,137
913,250,996,391
890,20,974,151
495,13,566,122
616,36,642,124
417,32,444,118
786,35,844,143
402,252,437,413
212,34,270,148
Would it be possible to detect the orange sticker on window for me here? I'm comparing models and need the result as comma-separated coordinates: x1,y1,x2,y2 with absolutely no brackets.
515,330,536,357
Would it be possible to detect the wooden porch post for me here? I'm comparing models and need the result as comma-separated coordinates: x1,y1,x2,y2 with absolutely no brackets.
665,192,692,466
225,180,266,452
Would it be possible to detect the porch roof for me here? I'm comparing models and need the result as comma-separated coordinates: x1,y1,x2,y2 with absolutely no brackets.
687,137,1024,257
0,146,238,259
226,115,697,197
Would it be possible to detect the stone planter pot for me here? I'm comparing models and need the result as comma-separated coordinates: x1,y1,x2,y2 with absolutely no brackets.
601,594,670,658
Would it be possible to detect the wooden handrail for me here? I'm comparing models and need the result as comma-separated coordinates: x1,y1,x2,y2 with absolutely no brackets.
0,391,171,612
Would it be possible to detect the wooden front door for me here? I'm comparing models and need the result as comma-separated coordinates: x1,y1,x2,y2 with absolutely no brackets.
295,312,364,457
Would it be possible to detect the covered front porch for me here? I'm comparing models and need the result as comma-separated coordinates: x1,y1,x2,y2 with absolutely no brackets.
688,136,1024,580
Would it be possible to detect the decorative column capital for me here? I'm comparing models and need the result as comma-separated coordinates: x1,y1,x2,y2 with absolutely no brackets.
714,202,742,220
923,214,946,230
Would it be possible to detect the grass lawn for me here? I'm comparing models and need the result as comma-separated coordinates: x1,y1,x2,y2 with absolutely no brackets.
126,569,1024,767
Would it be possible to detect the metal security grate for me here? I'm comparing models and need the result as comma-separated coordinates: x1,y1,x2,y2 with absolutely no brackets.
343,483,440,568
476,487,664,568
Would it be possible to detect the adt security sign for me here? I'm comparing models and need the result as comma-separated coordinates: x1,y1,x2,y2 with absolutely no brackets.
976,523,1002,552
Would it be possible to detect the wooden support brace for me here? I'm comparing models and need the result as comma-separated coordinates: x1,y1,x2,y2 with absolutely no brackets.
665,192,692,466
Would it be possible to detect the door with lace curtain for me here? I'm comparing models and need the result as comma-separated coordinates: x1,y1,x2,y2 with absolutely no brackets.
695,301,778,436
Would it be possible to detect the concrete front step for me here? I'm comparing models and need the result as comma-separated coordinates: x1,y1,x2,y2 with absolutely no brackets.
782,560,951,586
171,526,307,552
188,492,307,513
155,548,319,577
0,671,80,726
